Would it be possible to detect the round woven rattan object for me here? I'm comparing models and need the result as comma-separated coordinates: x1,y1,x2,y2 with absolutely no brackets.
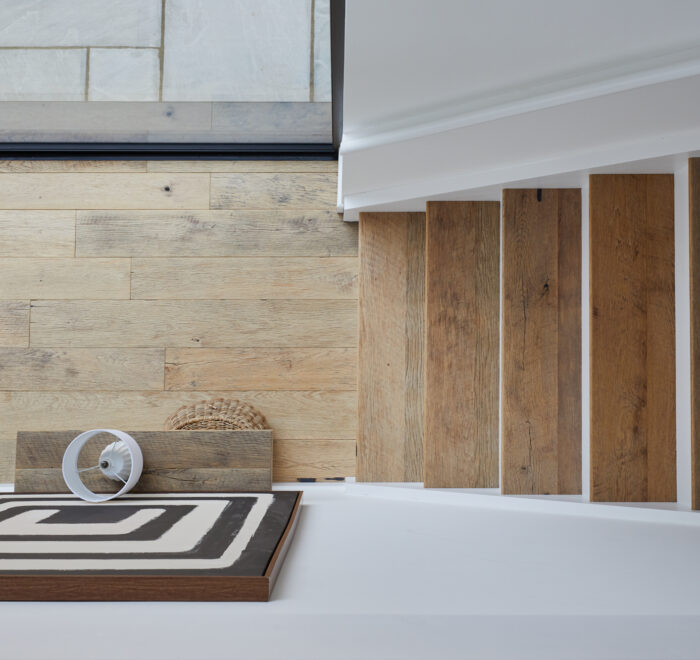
164,398,268,431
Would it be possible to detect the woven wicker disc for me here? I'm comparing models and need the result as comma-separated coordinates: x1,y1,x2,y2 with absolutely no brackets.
164,398,268,431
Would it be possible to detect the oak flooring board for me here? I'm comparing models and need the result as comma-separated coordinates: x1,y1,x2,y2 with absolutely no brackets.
501,189,581,495
0,211,75,256
273,439,356,481
0,161,146,173
165,347,357,391
0,173,210,210
0,258,130,299
690,159,700,509
0,432,14,483
357,212,425,482
0,348,164,391
131,257,358,300
30,300,357,348
589,174,676,502
0,301,29,347
147,160,337,173
76,210,357,257
210,173,337,210
424,201,500,488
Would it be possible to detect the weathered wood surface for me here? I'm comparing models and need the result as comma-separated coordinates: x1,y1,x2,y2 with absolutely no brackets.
0,211,75,256
0,301,28,347
0,161,147,172
273,439,355,481
690,159,700,509
589,174,676,502
357,212,425,482
424,201,500,488
147,160,337,173
501,189,582,494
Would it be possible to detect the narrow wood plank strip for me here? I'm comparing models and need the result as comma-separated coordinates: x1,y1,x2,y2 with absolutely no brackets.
131,257,358,300
0,301,29,347
690,159,700,509
0,173,210,209
424,202,500,488
0,432,15,483
0,348,164,390
357,212,425,482
210,173,337,210
590,174,676,502
0,161,147,173
0,258,130,299
0,391,356,440
76,210,357,257
147,161,337,173
165,348,356,391
0,211,75,256
273,439,355,481
501,189,581,494
30,300,357,348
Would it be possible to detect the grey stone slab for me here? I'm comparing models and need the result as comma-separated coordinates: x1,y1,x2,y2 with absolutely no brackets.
314,0,332,102
0,50,86,101
163,0,312,102
0,0,162,47
88,49,160,102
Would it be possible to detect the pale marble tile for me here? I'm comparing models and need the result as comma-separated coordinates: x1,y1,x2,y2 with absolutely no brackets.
163,0,311,102
89,49,160,102
314,0,332,102
0,50,86,101
0,0,161,47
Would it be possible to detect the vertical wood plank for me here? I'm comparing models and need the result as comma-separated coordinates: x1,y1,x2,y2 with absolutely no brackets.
690,159,700,509
502,189,582,494
590,174,676,502
357,212,425,482
424,202,500,488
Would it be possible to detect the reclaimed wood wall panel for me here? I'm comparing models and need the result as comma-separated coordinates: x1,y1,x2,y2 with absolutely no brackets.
0,301,29,347
0,211,75,256
76,210,357,257
424,202,500,488
357,212,425,482
690,159,700,509
590,174,676,502
147,160,337,173
273,439,356,481
0,161,148,173
501,189,582,495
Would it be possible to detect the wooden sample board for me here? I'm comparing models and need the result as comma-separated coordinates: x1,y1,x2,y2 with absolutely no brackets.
501,189,582,494
357,212,425,482
690,159,700,509
0,491,301,601
14,430,273,493
589,174,676,501
424,202,500,488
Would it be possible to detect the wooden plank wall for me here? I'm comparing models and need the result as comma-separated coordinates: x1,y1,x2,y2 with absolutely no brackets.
690,159,700,509
357,212,425,482
589,174,676,501
424,202,500,488
0,160,357,484
501,189,581,494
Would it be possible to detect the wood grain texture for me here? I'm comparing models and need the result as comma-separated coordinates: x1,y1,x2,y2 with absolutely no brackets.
501,189,582,494
30,300,357,348
357,212,425,482
165,348,356,390
210,173,337,210
590,174,676,502
690,159,700,509
273,439,355,481
76,210,357,257
147,160,337,173
0,258,130,299
0,348,164,390
0,301,28,347
131,257,358,299
0,173,209,209
0,211,75,256
0,161,146,173
424,202,500,488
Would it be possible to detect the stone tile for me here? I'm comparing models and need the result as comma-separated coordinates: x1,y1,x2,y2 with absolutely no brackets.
0,50,86,101
89,49,160,102
163,0,311,102
314,0,332,102
0,0,161,47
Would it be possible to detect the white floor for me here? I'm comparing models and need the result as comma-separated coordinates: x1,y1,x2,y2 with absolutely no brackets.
1,482,700,659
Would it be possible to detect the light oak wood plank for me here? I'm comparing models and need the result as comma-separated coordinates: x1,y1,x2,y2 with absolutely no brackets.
0,211,75,256
147,160,337,173
273,439,355,481
165,348,356,391
0,258,130,299
502,189,581,494
0,161,146,173
0,173,210,209
690,159,700,509
357,212,425,482
424,202,500,488
76,210,357,257
0,301,28,347
590,174,676,502
210,173,337,210
0,348,164,390
0,432,14,483
131,257,358,300
30,300,357,348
